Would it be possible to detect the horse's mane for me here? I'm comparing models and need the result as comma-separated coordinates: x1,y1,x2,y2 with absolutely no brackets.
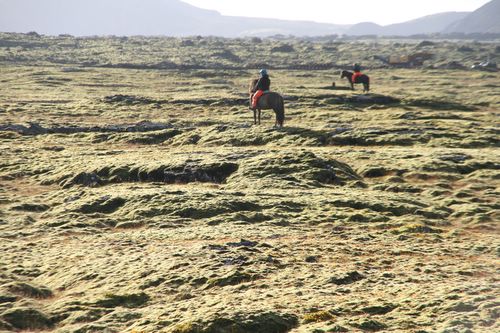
249,78,258,94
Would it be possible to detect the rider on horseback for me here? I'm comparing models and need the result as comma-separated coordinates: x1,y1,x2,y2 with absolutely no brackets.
251,69,271,110
352,63,363,84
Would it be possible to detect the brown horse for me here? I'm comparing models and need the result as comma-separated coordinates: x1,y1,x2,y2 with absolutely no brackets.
340,70,370,92
249,79,285,127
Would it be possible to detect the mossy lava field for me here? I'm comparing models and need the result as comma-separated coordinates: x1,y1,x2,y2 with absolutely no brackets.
0,33,499,333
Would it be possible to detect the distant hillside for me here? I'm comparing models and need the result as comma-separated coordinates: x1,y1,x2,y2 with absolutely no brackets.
0,0,496,37
0,0,225,36
0,0,347,37
383,12,470,36
444,0,500,33
346,22,385,36
217,16,347,37
346,12,469,36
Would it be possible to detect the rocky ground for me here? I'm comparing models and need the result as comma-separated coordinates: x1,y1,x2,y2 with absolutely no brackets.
0,35,499,333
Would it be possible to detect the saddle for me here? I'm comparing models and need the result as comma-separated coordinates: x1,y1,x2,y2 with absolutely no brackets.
352,72,362,83
251,90,271,109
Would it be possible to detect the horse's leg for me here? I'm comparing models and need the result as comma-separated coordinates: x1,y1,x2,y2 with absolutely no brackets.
258,109,261,125
274,101,284,128
253,109,257,125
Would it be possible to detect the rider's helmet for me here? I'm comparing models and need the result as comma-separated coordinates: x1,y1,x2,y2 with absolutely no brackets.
259,69,268,76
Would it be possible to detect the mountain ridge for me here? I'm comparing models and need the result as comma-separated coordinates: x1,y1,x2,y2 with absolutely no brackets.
345,12,471,36
0,0,496,37
444,0,500,33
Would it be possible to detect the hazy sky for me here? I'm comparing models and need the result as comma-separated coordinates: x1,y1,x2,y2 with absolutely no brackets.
182,0,491,25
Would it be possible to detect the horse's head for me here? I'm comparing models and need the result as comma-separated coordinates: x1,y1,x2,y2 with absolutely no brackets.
340,70,349,78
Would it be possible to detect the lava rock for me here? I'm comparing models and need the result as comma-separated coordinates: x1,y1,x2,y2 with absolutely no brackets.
328,271,364,285
2,307,52,330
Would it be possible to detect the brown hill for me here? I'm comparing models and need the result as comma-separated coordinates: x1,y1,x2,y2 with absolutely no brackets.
445,0,500,33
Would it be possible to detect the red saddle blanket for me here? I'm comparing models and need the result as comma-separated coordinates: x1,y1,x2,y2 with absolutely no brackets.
251,90,271,108
352,72,363,83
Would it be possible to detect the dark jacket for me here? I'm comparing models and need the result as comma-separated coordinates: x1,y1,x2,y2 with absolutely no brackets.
254,75,271,91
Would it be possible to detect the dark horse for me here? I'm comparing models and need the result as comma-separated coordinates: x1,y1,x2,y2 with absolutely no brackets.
340,70,370,92
249,79,285,127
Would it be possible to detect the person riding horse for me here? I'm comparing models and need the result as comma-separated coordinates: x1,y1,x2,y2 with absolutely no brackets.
250,69,271,110
352,63,363,84
248,70,285,127
340,63,370,92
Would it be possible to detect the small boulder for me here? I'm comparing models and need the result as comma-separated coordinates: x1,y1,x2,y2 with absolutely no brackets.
206,271,259,288
114,220,144,229
63,172,103,188
0,293,17,303
2,307,52,330
447,302,477,312
271,44,295,53
305,255,319,263
10,203,49,212
443,61,467,70
4,282,53,299
95,292,150,308
328,271,364,285
457,46,474,52
351,319,387,331
172,312,298,333
417,41,435,47
361,304,396,315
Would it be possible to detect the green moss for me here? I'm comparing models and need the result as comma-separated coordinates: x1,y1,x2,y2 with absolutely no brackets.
303,310,334,323
395,223,443,234
206,271,258,288
171,322,201,333
95,292,150,308
0,33,498,333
